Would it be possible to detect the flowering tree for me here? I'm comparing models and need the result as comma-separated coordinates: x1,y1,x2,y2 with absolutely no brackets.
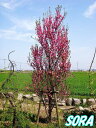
29,6,71,122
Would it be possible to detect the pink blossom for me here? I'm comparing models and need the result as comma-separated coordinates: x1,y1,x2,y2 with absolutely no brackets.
29,6,71,97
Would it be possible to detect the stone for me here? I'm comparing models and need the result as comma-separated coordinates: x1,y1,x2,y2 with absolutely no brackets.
73,98,81,105
58,100,66,106
83,107,91,111
58,102,66,106
32,95,40,102
90,105,96,111
0,92,5,99
23,94,33,100
60,106,75,110
17,93,23,101
4,92,14,98
66,98,73,106
79,106,84,111
32,94,37,97
57,98,61,102
82,99,87,105
87,99,96,105
8,92,14,97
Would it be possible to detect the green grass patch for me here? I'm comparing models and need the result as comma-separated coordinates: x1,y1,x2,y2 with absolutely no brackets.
66,71,96,97
0,72,32,90
0,71,96,98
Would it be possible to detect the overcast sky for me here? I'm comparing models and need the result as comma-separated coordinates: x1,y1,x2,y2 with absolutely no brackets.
0,0,96,70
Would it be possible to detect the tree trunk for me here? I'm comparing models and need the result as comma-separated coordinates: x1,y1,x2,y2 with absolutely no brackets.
48,96,52,122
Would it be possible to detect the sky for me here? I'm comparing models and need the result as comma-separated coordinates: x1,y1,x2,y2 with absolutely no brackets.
0,0,96,70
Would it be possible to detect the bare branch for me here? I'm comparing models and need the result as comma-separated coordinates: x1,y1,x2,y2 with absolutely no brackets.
1,50,15,89
89,48,96,72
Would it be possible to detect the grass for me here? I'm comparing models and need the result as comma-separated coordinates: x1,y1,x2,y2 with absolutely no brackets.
0,71,96,97
66,71,96,97
0,108,96,128
0,71,32,90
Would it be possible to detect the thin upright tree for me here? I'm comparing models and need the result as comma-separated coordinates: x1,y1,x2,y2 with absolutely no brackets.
29,6,71,122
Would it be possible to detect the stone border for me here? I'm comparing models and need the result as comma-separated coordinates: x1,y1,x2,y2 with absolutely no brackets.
0,92,96,106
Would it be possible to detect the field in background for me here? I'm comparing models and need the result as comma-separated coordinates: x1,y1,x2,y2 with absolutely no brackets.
0,71,32,90
0,71,96,98
66,71,96,98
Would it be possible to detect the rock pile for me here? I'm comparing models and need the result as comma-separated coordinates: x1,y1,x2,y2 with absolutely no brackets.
0,92,96,107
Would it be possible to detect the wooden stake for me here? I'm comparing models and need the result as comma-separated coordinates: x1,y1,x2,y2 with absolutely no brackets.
37,99,42,124
37,89,60,126
88,48,96,93
37,92,48,124
54,87,60,127
42,97,48,117
89,48,96,72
